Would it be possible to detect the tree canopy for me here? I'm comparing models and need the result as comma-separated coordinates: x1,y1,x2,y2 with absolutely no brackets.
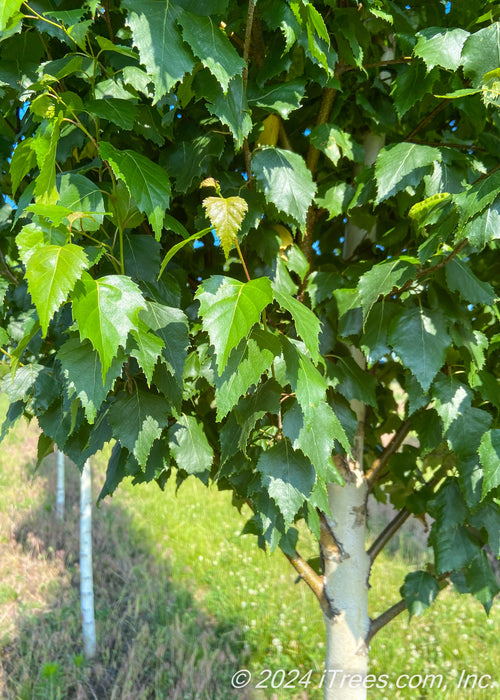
1,0,500,636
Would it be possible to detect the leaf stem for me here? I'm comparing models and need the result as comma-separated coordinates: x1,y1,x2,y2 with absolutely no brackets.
234,238,251,282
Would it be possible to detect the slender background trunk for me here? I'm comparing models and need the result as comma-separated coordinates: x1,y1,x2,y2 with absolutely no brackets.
80,458,96,659
55,447,65,521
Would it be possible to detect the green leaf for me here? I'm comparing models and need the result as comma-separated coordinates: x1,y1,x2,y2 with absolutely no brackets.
123,233,161,284
464,552,500,614
158,227,212,277
361,301,398,366
273,287,320,363
461,198,500,248
281,337,327,415
310,124,360,165
428,481,480,574
432,375,472,432
203,195,248,259
214,328,281,420
72,272,147,379
253,147,316,228
326,356,378,408
391,61,438,119
178,12,245,93
129,319,165,385
123,0,194,101
315,183,354,220
445,257,496,305
139,302,189,385
25,243,89,336
34,118,61,206
58,337,125,423
99,142,171,240
86,98,138,131
400,571,440,619
10,139,37,195
257,441,316,529
282,400,347,480
388,307,450,391
479,430,500,498
248,80,306,119
357,257,418,319
454,172,500,227
414,27,469,71
462,23,500,87
206,76,252,148
58,172,106,233
196,275,273,374
446,406,492,459
109,389,170,467
168,413,214,474
0,0,23,30
2,363,43,403
375,143,441,203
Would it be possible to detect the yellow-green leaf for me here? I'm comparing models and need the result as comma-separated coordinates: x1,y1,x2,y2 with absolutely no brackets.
202,195,248,259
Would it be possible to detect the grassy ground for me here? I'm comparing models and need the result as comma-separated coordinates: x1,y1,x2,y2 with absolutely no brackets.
0,395,499,699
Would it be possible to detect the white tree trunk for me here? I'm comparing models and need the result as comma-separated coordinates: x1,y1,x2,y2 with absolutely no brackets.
322,398,370,700
55,447,65,521
80,458,96,659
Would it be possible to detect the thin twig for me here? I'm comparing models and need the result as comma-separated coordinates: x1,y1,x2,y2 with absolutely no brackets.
342,57,412,74
103,0,115,42
366,599,407,646
365,419,412,487
406,101,448,140
367,508,411,564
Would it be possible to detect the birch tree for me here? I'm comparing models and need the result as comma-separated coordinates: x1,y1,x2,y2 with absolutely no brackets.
1,1,500,697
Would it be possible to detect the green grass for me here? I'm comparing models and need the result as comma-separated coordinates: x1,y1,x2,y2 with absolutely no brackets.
0,404,499,699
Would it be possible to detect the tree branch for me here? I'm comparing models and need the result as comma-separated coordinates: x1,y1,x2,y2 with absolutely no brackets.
284,550,337,619
242,0,256,185
299,87,336,266
366,599,407,646
367,508,412,565
342,57,412,74
405,100,448,140
365,419,412,488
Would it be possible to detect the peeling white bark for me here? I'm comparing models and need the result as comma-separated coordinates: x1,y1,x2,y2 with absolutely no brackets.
55,448,65,521
80,458,96,659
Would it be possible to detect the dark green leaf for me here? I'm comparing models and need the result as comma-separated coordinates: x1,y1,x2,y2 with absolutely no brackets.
248,80,306,119
58,337,124,423
99,141,171,239
169,413,213,474
257,441,316,529
179,12,245,92
215,328,280,420
479,430,500,498
281,337,327,415
462,23,500,87
375,143,441,203
388,307,450,391
282,399,347,480
123,0,194,100
253,147,316,228
109,389,170,466
357,257,417,319
414,27,469,71
445,257,496,305
400,571,440,619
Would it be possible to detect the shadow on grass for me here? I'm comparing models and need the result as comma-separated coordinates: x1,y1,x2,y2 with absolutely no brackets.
0,451,253,700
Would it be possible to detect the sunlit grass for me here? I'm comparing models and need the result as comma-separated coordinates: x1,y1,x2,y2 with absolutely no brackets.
0,404,498,699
